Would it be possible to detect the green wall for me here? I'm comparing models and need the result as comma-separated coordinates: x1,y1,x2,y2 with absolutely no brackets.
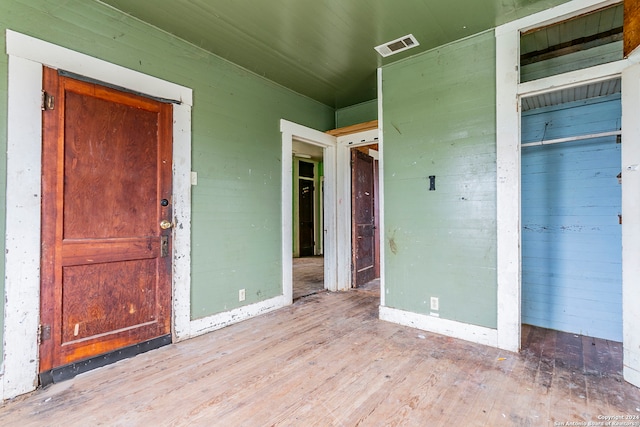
0,0,335,346
382,31,497,328
335,99,378,128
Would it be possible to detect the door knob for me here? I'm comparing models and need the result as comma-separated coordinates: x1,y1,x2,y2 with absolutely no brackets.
159,220,172,230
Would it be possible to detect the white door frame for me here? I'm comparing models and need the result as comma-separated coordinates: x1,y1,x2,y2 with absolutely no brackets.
621,59,640,388
336,129,380,290
281,120,338,302
2,30,193,400
496,0,640,387
281,121,382,298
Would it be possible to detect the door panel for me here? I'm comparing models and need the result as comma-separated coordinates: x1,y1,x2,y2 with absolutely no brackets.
351,149,376,287
299,179,315,256
63,89,158,238
40,67,173,372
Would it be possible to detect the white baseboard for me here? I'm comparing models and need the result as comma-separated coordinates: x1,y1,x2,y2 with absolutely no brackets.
186,295,287,339
379,305,498,348
622,350,640,387
624,361,640,388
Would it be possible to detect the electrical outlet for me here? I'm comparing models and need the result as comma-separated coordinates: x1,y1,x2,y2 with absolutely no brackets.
191,171,198,186
239,289,246,302
430,296,439,311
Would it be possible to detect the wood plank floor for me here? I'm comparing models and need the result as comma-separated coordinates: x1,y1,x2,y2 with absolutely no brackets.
1,285,638,426
292,256,325,300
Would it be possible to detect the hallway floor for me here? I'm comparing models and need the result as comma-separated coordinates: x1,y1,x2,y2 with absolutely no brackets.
292,256,325,300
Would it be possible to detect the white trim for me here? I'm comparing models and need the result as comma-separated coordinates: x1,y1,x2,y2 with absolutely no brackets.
189,296,286,336
5,30,192,105
3,30,193,400
280,120,338,299
3,55,43,398
621,59,640,388
171,103,193,342
379,306,498,348
495,25,521,352
518,60,629,97
377,68,386,307
625,366,640,390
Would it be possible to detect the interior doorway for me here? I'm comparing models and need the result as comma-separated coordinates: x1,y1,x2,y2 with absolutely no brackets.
520,81,622,343
350,144,381,288
292,140,326,300
280,120,381,304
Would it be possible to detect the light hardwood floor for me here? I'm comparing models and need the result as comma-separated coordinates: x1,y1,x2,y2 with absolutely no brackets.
1,285,638,426
292,256,325,300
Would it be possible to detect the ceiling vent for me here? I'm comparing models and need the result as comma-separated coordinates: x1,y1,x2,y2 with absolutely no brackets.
374,34,419,57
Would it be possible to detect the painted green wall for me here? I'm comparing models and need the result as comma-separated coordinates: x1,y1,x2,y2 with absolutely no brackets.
336,99,378,128
382,31,497,328
0,0,335,339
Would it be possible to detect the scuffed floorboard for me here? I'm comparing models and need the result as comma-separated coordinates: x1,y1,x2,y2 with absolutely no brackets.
0,286,638,426
292,256,325,300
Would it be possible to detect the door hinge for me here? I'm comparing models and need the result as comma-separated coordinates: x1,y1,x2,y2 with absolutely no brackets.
38,324,51,344
41,90,55,111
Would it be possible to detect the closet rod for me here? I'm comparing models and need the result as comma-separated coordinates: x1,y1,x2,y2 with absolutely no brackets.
521,130,621,148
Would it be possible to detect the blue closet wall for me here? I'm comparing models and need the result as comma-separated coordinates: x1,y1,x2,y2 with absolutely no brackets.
521,93,622,341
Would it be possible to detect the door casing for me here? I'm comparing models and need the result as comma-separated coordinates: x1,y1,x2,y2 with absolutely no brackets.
496,0,640,388
280,120,381,303
3,30,192,400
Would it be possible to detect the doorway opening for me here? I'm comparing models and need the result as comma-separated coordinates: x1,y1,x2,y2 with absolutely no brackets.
514,1,625,373
350,144,381,289
280,120,381,304
292,140,326,300
520,80,623,371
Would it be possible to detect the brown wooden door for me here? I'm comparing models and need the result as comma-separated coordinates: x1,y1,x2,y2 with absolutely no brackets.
39,67,173,373
299,179,315,256
351,149,376,287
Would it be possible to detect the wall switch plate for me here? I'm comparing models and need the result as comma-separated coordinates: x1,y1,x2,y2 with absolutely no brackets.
191,171,198,186
239,289,246,302
430,296,439,311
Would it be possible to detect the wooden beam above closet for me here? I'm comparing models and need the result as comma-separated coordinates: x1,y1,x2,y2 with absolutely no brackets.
625,0,640,57
326,120,378,137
